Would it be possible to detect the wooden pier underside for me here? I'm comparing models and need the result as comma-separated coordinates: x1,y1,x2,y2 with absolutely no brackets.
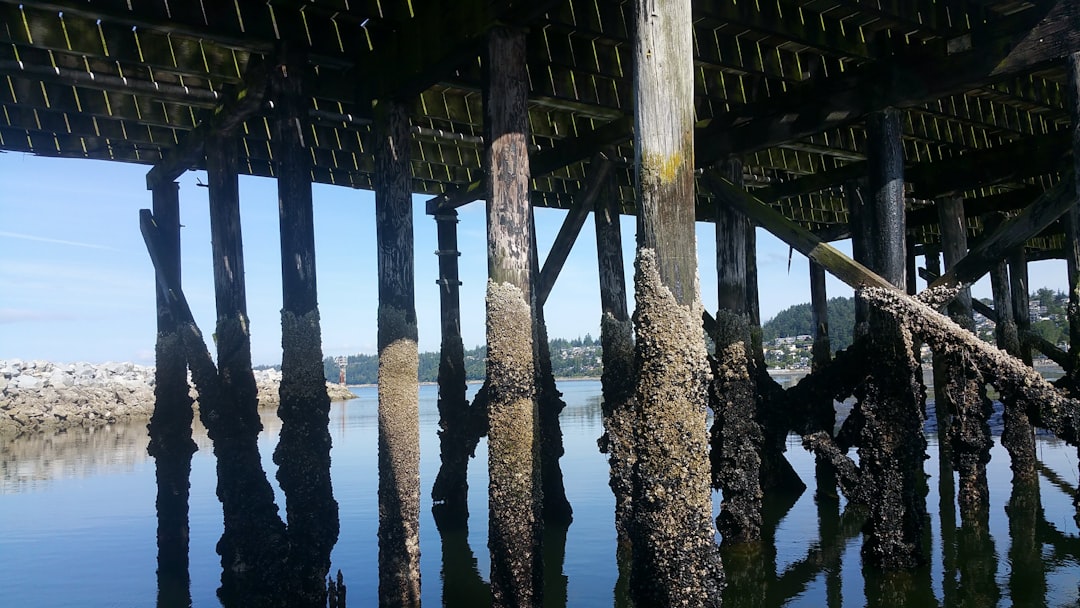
9,1,1080,605
1,0,1077,259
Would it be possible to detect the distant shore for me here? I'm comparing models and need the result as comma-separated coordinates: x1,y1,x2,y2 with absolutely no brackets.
0,359,354,437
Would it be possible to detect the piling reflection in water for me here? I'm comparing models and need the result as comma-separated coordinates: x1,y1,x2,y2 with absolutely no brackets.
7,384,1080,606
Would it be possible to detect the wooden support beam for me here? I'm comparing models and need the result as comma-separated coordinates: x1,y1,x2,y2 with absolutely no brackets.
592,162,633,547
536,158,614,307
695,1,1080,162
716,159,749,316
140,207,292,604
919,266,1070,369
205,133,246,319
810,260,832,370
701,175,896,293
938,196,994,522
372,97,421,606
758,129,1069,208
425,117,631,215
483,26,542,607
907,131,1072,200
629,0,722,603
907,188,1043,229
146,59,268,189
1066,52,1080,386
1010,250,1035,366
146,181,196,594
269,44,337,606
930,175,1078,293
431,208,471,530
859,286,1080,458
361,0,563,104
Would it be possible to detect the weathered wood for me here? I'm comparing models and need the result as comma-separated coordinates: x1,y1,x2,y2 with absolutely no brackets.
205,132,295,603
142,204,291,606
426,118,631,215
920,266,1070,369
860,286,1080,452
271,45,339,607
930,176,1078,293
810,261,831,370
483,25,542,608
695,1,1080,162
855,109,927,570
937,196,993,524
146,58,268,189
372,97,421,607
717,159,749,316
701,174,896,292
629,0,722,603
712,157,768,543
146,181,196,603
431,210,471,530
1009,250,1035,366
593,166,634,549
807,258,838,503
536,158,614,307
864,109,907,289
1066,53,1080,389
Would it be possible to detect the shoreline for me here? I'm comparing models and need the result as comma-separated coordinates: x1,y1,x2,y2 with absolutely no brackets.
0,359,354,437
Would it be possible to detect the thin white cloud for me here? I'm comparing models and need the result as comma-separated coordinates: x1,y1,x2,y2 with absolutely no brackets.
0,308,80,323
0,230,120,252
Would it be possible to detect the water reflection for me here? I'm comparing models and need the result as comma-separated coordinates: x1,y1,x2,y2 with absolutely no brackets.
4,381,1080,606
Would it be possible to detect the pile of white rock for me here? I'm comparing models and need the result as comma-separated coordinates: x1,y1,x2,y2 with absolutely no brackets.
0,359,355,437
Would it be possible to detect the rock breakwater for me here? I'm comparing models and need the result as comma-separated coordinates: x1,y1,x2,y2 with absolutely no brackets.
0,359,355,437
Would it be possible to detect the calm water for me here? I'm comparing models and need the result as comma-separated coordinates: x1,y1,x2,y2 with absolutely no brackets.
2,379,1080,606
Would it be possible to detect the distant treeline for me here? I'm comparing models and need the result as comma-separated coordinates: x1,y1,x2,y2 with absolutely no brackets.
761,297,856,352
322,335,601,384
299,289,1069,384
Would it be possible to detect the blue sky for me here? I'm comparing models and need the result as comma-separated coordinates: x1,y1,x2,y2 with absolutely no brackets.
0,151,1068,366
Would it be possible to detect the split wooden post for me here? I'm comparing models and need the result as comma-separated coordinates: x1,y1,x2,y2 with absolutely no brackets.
483,25,543,608
269,44,339,605
629,0,723,603
431,209,471,530
855,108,927,569
712,157,765,543
937,196,993,523
146,180,196,604
372,98,421,606
593,168,635,550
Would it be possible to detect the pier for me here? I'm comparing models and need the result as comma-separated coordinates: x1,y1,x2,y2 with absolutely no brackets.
3,1,1080,606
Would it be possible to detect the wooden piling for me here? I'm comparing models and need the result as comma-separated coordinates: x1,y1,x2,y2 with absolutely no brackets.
855,108,927,569
269,44,339,606
205,132,291,604
483,25,543,608
371,98,422,607
983,212,1038,485
533,278,574,527
629,0,723,603
1066,52,1080,390
808,259,839,504
431,209,471,529
146,180,196,603
936,197,992,523
711,158,765,543
593,168,635,550
1009,251,1034,366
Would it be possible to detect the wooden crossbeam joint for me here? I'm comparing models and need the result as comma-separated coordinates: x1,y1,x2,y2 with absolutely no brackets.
145,58,269,189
